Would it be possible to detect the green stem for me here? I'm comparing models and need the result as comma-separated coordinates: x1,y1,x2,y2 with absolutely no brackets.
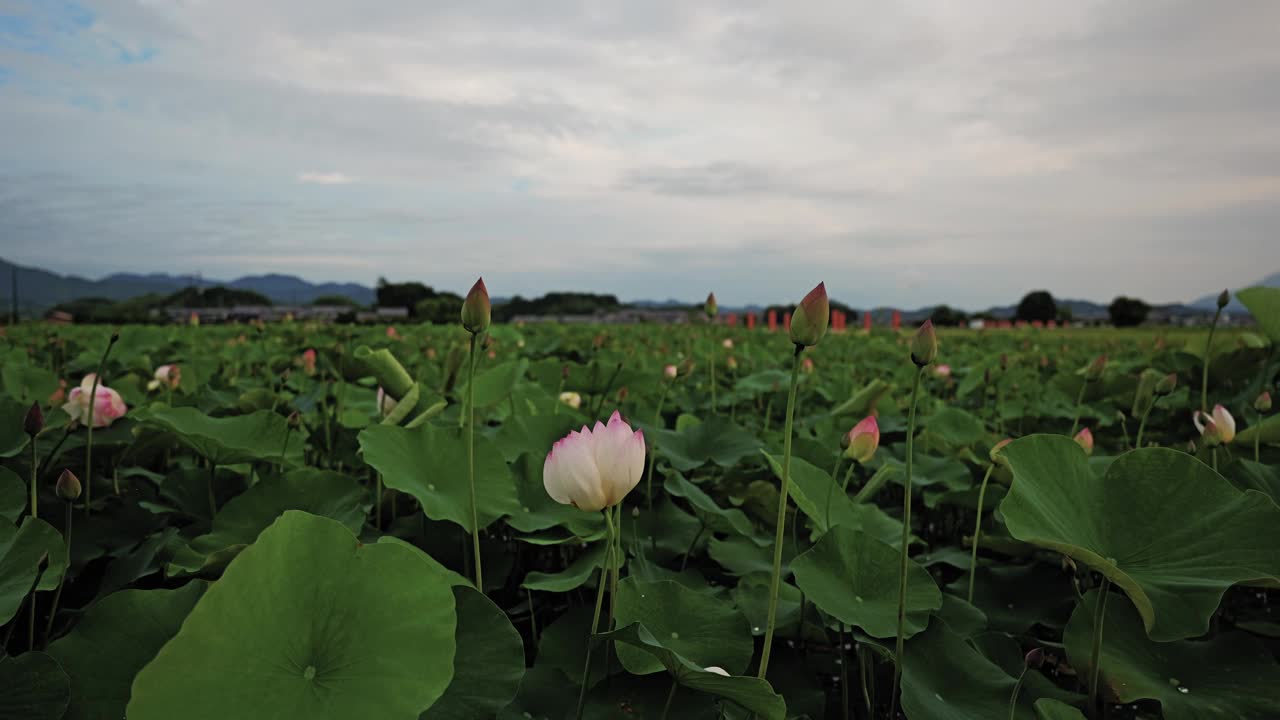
29,435,38,520
375,473,383,531
1069,380,1088,437
1256,412,1262,463
604,507,621,676
824,456,843,532
1008,666,1029,720
838,624,850,720
968,463,996,604
1087,578,1112,718
83,333,119,515
1135,401,1155,449
466,333,484,590
660,678,679,720
207,463,218,518
890,367,925,717
680,520,705,572
1202,308,1223,414
709,345,717,416
44,501,72,645
757,345,804,680
574,516,614,720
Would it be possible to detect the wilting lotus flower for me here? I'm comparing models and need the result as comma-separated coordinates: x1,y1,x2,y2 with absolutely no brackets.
1194,404,1236,445
1073,427,1094,456
63,375,127,428
933,364,952,378
543,411,645,512
663,364,678,379
147,364,181,391
376,386,398,417
301,348,317,376
559,391,582,410
843,416,880,463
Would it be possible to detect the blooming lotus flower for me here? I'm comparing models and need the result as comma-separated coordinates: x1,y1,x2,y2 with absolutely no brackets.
543,411,646,512
559,391,582,410
843,416,880,463
63,375,127,428
663,364,678,379
1194,404,1236,445
1073,427,1094,456
376,386,398,417
722,338,734,349
933,364,952,378
301,348,317,376
148,364,181,391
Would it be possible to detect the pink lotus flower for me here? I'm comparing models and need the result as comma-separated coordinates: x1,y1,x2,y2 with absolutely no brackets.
63,374,127,428
933,364,952,378
722,338,734,349
543,410,645,512
148,364,181,391
301,348,317,376
663,364,678,379
386,326,400,339
1073,427,1094,456
843,416,880,463
1194,404,1236,445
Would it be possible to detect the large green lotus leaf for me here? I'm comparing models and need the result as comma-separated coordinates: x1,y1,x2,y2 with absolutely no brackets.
359,423,519,533
790,526,940,639
652,417,762,471
1064,590,1280,720
614,578,754,676
167,469,367,575
0,651,70,720
1,364,58,405
423,586,524,720
46,583,206,720
0,517,65,622
762,451,903,546
1000,436,1280,640
494,413,579,463
899,621,1071,720
1235,414,1280,447
597,623,786,720
1237,286,1280,343
496,664,576,720
946,564,1076,633
664,472,761,543
734,369,792,396
0,397,30,458
729,574,801,637
921,406,987,447
459,359,529,409
139,407,307,466
522,542,607,592
506,453,597,534
0,467,24,522
1222,459,1280,505
126,511,458,720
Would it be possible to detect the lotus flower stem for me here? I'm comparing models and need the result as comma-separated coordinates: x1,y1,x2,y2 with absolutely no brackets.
466,332,484,590
82,333,119,514
1069,381,1088,437
680,520,705,572
207,463,218,518
890,366,925,716
1087,578,1112,718
838,624,850,720
574,512,615,720
824,456,843,531
708,341,717,416
967,462,997,603
1201,307,1223,415
757,344,804,681
858,644,872,713
646,382,671,514
659,678,679,720
1008,666,1030,720
28,433,38,520
1135,398,1162,449
44,500,72,645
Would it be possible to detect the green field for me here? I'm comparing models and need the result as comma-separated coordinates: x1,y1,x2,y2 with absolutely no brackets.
2,291,1279,720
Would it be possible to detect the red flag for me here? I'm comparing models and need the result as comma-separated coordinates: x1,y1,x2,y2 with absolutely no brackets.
892,310,902,330
768,310,778,331
864,312,872,331
747,312,757,329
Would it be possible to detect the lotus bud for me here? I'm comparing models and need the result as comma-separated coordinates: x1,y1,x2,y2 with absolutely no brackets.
301,348,317,376
23,402,43,437
616,386,629,402
559,391,582,410
999,353,1009,371
561,364,571,380
933,364,952,379
1217,289,1230,310
1024,648,1045,669
1073,427,1094,456
801,356,815,374
1256,391,1272,414
726,356,738,371
1085,355,1107,382
910,319,938,367
843,416,880,463
1154,373,1177,396
543,410,645,512
56,469,81,501
287,410,302,429
663,364,678,380
461,277,491,334
789,282,829,347
989,438,1013,465
704,293,718,320
1193,404,1235,445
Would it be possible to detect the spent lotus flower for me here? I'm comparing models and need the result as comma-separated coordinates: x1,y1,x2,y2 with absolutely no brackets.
843,416,880,463
1194,404,1236,445
1073,427,1094,456
543,410,645,512
147,364,181,391
63,375,127,428
559,391,582,410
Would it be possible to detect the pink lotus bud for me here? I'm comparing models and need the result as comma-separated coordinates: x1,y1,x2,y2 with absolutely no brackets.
663,364,678,380
376,387,398,417
911,320,938,367
386,326,400,339
461,278,491,334
1073,427,1094,456
1256,391,1272,414
1155,373,1177,396
1217,289,1230,310
705,293,718,319
24,402,44,437
149,364,181,391
543,410,645,511
62,375,128,428
933,364,952,378
843,416,880,463
989,438,1013,465
1193,405,1235,445
1085,355,1107,382
801,356,815,373
56,469,82,501
1024,648,1045,669
301,348,317,376
789,282,829,347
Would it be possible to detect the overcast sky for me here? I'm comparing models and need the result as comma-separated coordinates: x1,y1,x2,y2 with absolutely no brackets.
2,1,1278,309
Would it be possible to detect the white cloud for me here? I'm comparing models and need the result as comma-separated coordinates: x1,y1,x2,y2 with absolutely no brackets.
296,171,355,185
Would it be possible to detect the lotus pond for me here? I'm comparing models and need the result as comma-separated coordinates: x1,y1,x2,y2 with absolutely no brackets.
2,286,1280,720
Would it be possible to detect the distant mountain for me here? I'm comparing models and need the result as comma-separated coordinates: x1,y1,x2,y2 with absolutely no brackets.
0,257,375,313
1189,272,1280,313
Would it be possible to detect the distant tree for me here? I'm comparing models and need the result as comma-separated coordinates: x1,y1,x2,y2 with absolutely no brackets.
414,293,465,324
930,305,968,327
1016,291,1057,323
1108,296,1151,327
494,292,622,321
312,294,360,307
163,286,271,308
376,278,436,311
